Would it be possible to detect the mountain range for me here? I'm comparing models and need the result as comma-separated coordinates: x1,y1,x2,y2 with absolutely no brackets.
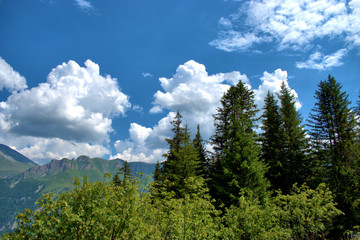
0,144,155,234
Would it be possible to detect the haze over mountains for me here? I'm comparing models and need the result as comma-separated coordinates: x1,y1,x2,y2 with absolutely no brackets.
0,143,155,233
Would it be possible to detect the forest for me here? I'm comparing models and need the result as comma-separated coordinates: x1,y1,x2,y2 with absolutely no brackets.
2,75,360,240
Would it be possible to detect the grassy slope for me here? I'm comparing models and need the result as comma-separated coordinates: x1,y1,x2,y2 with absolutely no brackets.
0,144,38,179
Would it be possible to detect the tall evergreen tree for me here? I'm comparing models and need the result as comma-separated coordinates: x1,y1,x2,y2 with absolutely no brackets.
260,91,284,191
193,124,208,177
113,160,133,187
160,112,202,198
307,75,359,236
153,161,162,183
210,81,269,207
277,82,310,193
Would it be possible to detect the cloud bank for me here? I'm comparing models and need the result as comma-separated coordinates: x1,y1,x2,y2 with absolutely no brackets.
0,58,130,164
113,60,300,163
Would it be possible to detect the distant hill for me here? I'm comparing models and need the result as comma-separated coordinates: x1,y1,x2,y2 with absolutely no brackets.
0,152,155,234
0,143,38,179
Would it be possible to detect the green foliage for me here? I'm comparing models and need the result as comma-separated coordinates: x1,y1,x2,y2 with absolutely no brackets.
276,183,343,239
4,175,223,240
222,183,342,240
3,175,161,240
113,160,133,187
151,177,222,239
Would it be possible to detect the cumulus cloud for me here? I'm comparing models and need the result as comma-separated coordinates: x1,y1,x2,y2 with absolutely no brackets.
210,0,360,68
254,69,302,110
114,60,249,162
0,57,27,92
151,60,248,138
113,60,300,163
110,116,173,163
0,59,130,144
295,48,348,70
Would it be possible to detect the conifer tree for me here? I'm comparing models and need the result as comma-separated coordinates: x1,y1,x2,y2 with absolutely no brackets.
161,112,202,198
277,82,310,193
261,91,284,191
308,75,359,236
210,81,269,207
153,161,162,183
193,124,208,177
113,160,133,187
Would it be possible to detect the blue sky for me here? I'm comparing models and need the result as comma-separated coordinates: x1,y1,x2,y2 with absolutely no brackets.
0,0,359,165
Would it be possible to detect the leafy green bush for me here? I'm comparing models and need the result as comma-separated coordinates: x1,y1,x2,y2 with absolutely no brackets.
222,183,342,240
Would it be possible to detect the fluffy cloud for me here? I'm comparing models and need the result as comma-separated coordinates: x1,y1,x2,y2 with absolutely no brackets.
113,60,300,163
0,59,130,163
295,48,348,70
210,0,360,69
0,57,27,92
254,69,302,110
151,60,248,138
0,59,130,143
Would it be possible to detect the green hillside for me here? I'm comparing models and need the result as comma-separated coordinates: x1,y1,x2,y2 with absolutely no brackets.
0,144,38,179
0,154,155,233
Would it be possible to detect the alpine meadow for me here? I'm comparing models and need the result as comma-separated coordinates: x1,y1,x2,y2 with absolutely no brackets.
1,0,360,239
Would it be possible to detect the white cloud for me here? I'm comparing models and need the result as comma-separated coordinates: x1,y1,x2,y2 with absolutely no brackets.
296,48,348,70
151,60,248,138
142,72,153,78
0,133,109,165
0,59,130,143
129,123,152,145
0,57,27,92
114,61,302,163
254,69,302,111
211,0,360,67
74,0,93,10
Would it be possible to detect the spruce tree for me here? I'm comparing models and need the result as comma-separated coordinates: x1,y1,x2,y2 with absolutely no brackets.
277,82,309,193
308,75,359,236
161,112,202,198
193,124,208,177
260,91,284,191
210,81,269,207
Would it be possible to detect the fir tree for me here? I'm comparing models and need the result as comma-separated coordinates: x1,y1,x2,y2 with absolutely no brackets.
260,91,284,191
307,75,359,236
277,82,310,193
210,81,269,207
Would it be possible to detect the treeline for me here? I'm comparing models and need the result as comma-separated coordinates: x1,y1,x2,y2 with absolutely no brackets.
3,75,360,239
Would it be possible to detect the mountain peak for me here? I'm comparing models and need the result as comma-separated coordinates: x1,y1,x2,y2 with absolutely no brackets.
0,143,38,178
